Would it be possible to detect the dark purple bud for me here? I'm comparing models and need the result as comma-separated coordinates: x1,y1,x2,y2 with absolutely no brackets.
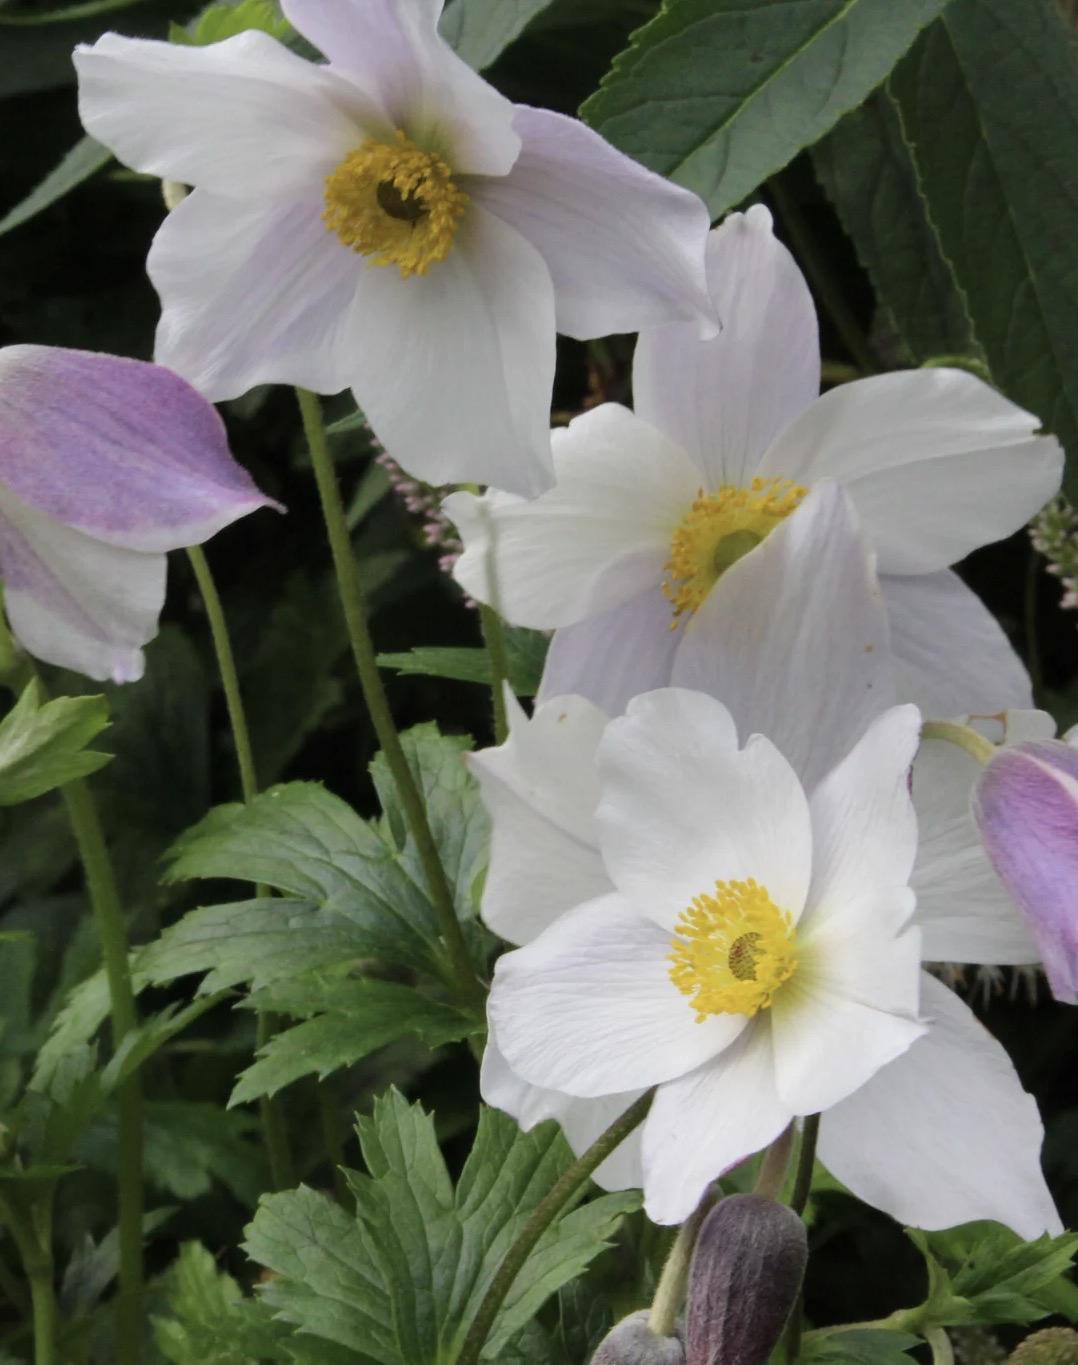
590,1310,685,1364
685,1194,808,1365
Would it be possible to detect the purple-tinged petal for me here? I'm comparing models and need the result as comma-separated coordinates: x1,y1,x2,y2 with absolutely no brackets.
0,485,164,683
0,347,277,553
974,740,1078,1003
470,105,714,340
282,0,520,175
75,31,369,199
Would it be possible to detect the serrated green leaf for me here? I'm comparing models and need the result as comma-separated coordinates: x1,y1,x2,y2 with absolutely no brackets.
0,134,111,238
164,783,445,974
377,628,548,698
440,0,554,70
800,1328,921,1362
812,92,980,364
231,978,476,1104
582,0,953,218
244,1093,638,1363
169,0,290,45
0,681,110,805
370,725,490,918
890,0,1078,499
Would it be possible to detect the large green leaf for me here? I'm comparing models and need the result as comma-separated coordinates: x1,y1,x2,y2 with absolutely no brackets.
0,681,110,805
581,0,954,217
244,1092,638,1363
890,0,1078,498
0,135,111,239
800,1329,921,1363
440,0,554,70
377,628,548,698
812,93,980,364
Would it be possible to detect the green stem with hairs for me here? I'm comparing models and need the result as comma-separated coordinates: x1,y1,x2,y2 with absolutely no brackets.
754,1123,795,1201
648,1193,713,1338
478,604,510,745
60,781,142,1365
186,545,296,1190
920,720,996,766
454,1092,653,1365
781,1114,821,1362
296,387,483,1008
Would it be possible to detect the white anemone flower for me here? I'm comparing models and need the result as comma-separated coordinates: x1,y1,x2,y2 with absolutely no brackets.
449,204,1062,714
74,0,714,497
475,494,1060,1233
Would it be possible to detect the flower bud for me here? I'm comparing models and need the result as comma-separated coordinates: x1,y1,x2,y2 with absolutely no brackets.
590,1310,685,1364
1007,1327,1078,1362
973,739,1078,1004
685,1194,808,1365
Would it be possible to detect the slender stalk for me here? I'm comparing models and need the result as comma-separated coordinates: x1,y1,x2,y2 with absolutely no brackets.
454,1091,653,1365
768,177,880,376
296,388,482,1006
60,780,142,1364
920,720,996,766
187,545,295,1189
0,1193,55,1365
754,1123,795,1200
648,1194,712,1337
186,545,258,803
28,1270,55,1365
790,1114,819,1217
478,604,510,745
316,1078,350,1205
1026,546,1044,705
926,1328,955,1364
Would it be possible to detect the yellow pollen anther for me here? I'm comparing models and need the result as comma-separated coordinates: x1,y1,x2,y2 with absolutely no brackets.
323,130,468,278
668,878,798,1022
663,477,807,624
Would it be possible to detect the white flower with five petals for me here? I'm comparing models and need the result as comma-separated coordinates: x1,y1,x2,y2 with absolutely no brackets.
449,204,1062,715
74,0,714,496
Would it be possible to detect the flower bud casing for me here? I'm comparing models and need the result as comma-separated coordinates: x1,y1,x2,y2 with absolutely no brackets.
685,1194,808,1365
590,1310,685,1364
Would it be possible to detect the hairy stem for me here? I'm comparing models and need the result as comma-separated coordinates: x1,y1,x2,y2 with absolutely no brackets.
296,388,482,1007
648,1193,712,1338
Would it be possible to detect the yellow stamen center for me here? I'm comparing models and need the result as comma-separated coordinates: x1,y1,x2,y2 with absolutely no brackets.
669,878,798,1022
663,477,808,624
323,130,468,278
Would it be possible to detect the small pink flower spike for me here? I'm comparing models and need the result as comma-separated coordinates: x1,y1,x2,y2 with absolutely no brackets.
0,345,279,683
974,740,1078,1005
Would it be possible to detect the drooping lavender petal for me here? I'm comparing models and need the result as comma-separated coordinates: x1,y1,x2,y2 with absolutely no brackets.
974,740,1078,1004
0,346,278,551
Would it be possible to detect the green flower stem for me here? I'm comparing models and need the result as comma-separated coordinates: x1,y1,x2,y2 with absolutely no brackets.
754,1122,795,1201
296,387,483,1008
59,780,142,1365
648,1193,712,1338
768,176,880,377
454,1091,654,1365
920,720,996,766
0,1192,55,1365
927,1328,955,1364
790,1114,819,1217
186,545,296,1191
478,604,510,745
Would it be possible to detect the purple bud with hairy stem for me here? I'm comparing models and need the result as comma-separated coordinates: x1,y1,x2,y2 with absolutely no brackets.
590,1310,685,1364
684,1194,808,1365
973,740,1078,1005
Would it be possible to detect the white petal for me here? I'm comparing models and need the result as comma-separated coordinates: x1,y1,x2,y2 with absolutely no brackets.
489,893,747,1097
469,692,611,945
348,205,555,495
641,1021,790,1225
0,487,165,683
597,690,812,929
75,31,367,197
672,483,897,792
771,887,925,1114
912,732,1040,964
882,570,1033,717
758,370,1063,574
447,403,699,621
634,206,819,488
471,106,713,339
151,191,363,400
536,588,680,718
480,1038,644,1191
804,705,921,914
819,975,1061,1237
282,0,520,175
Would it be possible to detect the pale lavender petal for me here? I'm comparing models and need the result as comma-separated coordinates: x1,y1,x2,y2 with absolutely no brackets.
0,346,276,553
881,570,1033,717
470,105,714,340
974,741,1078,1003
537,587,679,716
282,0,520,175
